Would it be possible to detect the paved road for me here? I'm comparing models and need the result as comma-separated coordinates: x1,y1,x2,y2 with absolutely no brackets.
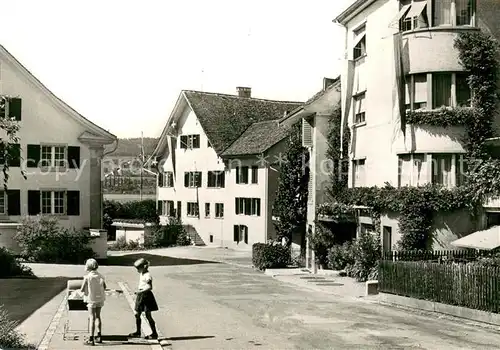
26,259,500,349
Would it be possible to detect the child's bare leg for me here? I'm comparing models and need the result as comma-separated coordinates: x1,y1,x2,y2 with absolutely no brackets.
129,311,141,336
145,311,157,338
95,307,102,337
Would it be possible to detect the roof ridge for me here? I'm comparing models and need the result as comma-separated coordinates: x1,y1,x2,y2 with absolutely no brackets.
182,89,303,104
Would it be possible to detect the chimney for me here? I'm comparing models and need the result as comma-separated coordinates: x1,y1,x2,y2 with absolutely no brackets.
236,86,251,98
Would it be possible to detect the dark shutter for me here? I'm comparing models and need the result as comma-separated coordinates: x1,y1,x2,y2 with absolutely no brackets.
196,172,202,187
242,166,249,183
184,172,189,187
8,98,22,121
7,189,20,215
207,172,213,187
27,190,40,215
235,198,239,214
158,173,164,187
193,135,200,148
256,199,261,216
233,225,239,242
235,167,240,184
251,166,258,184
8,144,21,167
26,145,40,168
67,191,80,216
220,171,225,188
67,146,80,169
245,198,251,215
180,136,188,149
244,226,248,244
177,201,181,219
157,200,163,215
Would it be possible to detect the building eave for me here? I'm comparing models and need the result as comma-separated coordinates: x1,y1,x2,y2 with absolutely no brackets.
334,0,378,25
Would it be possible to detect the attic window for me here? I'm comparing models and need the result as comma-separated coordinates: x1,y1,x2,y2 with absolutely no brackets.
353,25,366,60
180,134,200,149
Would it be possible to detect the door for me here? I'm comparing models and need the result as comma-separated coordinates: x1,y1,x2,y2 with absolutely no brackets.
383,226,392,252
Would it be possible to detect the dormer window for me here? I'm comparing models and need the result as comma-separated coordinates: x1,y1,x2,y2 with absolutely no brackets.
353,25,366,60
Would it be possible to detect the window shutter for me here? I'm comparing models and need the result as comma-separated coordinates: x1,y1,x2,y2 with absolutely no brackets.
220,171,225,188
233,225,239,242
245,198,251,215
67,146,80,169
302,119,313,147
256,199,261,216
27,145,40,168
308,174,313,203
244,226,248,244
242,166,249,183
8,144,21,167
27,190,40,215
235,167,240,184
67,191,80,216
158,172,164,187
8,98,22,121
193,135,200,148
251,166,258,184
196,172,202,187
157,200,163,215
184,172,189,187
235,198,239,214
180,136,188,149
7,189,20,215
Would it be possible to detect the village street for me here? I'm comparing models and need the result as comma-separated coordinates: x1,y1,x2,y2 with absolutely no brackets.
15,248,500,350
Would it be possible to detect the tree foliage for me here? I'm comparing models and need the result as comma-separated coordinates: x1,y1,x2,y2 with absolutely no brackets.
272,122,309,245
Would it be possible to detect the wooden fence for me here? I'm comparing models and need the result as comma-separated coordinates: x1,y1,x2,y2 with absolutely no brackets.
379,260,500,313
382,250,494,262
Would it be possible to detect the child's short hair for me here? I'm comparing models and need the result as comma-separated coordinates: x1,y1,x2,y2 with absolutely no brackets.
85,258,99,271
133,258,149,269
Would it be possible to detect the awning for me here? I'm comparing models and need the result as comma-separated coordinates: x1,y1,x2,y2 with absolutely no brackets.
389,4,411,25
405,1,427,20
450,225,500,250
353,33,366,48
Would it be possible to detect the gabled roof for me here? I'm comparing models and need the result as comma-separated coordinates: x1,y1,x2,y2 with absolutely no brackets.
221,119,291,157
334,0,378,25
0,45,116,143
183,90,302,154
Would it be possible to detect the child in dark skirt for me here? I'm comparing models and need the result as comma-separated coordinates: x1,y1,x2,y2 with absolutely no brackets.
129,258,159,340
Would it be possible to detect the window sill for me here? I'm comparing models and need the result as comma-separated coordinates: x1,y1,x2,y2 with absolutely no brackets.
207,186,225,189
39,166,68,173
352,90,366,98
186,215,199,218
353,122,366,128
353,54,367,63
41,214,69,219
402,26,479,36
215,217,224,219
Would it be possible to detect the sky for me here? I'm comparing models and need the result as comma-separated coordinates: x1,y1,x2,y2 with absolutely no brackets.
0,0,353,138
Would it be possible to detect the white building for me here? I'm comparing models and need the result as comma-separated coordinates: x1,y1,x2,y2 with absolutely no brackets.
0,45,117,251
151,87,302,248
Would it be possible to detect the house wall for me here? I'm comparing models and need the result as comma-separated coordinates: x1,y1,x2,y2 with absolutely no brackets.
0,49,102,231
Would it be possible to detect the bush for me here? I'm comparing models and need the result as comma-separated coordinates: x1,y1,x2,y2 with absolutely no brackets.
307,223,337,267
0,305,36,349
108,236,144,251
346,232,381,282
15,216,96,264
0,247,34,278
144,217,191,249
327,241,355,271
252,242,291,271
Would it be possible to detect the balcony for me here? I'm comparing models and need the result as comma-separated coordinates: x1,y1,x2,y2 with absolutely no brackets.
402,27,479,74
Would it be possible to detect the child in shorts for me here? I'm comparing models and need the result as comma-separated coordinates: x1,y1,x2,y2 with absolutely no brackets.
129,258,159,340
80,258,107,345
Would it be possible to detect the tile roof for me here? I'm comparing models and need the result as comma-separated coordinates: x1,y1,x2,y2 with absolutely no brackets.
304,76,341,105
183,90,302,154
221,119,291,157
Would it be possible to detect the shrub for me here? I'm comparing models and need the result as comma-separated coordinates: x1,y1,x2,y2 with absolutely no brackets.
144,217,191,249
0,305,36,349
327,241,355,271
252,242,291,271
108,236,144,251
307,223,337,267
15,216,95,264
0,247,34,278
346,232,381,282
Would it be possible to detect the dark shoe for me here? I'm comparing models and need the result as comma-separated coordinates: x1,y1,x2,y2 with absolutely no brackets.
95,334,102,343
145,333,158,340
128,332,141,337
84,337,95,346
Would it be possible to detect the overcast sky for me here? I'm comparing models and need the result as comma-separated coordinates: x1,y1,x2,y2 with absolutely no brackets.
0,0,353,138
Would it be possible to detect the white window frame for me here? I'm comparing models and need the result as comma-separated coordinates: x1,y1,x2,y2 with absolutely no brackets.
352,24,366,60
41,190,66,215
398,153,426,187
187,202,199,217
164,172,174,187
205,203,210,218
353,92,366,125
165,200,175,216
352,159,366,187
215,203,224,218
0,191,7,215
188,172,201,188
208,170,225,188
40,144,67,168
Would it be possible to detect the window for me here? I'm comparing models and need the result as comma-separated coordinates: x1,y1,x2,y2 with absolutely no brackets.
0,191,6,214
353,159,366,187
209,235,214,243
383,226,392,252
433,0,452,25
41,145,66,168
41,190,65,215
207,139,211,148
456,0,474,26
401,0,429,31
432,73,452,108
398,154,425,187
235,197,261,216
215,203,224,218
205,203,210,217
184,171,202,188
456,73,471,107
233,225,248,244
187,202,199,217
353,93,366,124
353,25,366,60
413,74,428,110
207,171,225,188
432,154,453,187
165,200,175,216
235,166,249,184
456,154,468,186
251,166,258,184
180,134,200,149
360,223,376,235
163,172,174,187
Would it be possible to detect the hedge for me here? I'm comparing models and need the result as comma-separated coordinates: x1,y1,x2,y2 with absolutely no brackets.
252,242,291,270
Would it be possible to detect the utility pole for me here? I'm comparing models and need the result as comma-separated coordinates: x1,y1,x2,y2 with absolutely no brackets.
140,131,144,201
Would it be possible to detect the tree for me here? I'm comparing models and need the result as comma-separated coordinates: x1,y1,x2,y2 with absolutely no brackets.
272,122,309,247
0,96,25,190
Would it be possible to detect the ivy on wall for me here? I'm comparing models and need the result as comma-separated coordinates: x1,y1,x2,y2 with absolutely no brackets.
319,31,500,250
